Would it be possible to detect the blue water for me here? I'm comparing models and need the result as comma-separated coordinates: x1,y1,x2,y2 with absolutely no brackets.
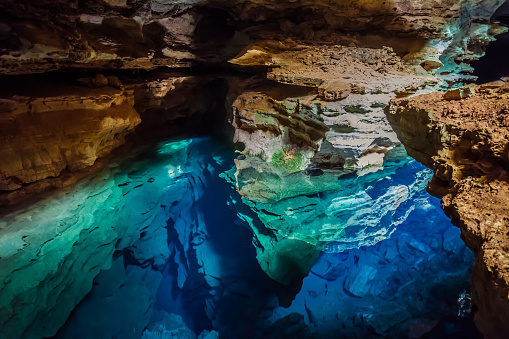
2,136,474,338
269,162,476,338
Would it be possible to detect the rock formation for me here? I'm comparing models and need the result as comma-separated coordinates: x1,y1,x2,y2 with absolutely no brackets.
0,72,227,205
0,0,505,77
225,43,432,285
386,80,509,339
1,0,509,338
1,0,505,204
0,85,140,203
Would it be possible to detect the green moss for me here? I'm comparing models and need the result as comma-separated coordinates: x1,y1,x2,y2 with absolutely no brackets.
271,149,304,173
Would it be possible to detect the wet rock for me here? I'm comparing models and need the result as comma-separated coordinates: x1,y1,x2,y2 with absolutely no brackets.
142,312,218,339
311,256,344,281
343,261,377,297
56,257,163,339
406,318,439,338
0,138,206,338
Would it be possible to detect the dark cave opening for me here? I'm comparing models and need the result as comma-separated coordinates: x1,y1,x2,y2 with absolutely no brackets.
472,2,509,83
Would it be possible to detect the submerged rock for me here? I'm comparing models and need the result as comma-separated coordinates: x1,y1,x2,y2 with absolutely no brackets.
0,138,226,338
266,161,474,338
142,313,218,339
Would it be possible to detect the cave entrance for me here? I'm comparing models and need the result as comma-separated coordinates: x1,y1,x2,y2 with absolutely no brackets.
472,2,509,83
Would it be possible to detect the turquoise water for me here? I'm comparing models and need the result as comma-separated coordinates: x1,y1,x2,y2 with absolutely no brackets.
0,136,476,339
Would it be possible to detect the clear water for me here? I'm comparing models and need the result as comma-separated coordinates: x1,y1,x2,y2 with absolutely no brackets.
0,136,476,339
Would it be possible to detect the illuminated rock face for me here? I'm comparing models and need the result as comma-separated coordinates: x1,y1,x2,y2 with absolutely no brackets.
0,0,505,81
0,0,506,338
386,82,509,338
226,45,427,286
0,88,140,193
0,73,227,205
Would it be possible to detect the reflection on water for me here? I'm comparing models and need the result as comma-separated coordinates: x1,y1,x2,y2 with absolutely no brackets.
0,137,476,339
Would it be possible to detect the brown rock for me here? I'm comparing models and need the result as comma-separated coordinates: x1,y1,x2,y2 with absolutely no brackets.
442,179,509,339
0,88,140,196
480,80,505,89
0,99,17,113
420,60,444,72
92,74,109,87
0,0,502,79
443,84,476,100
385,84,509,339
107,75,124,90
318,80,350,101
233,42,428,96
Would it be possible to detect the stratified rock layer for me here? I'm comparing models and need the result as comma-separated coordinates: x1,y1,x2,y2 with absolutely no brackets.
0,72,228,205
386,80,509,339
0,88,140,192
225,43,440,286
0,0,505,85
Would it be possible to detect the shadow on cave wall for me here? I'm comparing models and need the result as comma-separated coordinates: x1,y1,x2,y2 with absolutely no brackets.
472,1,509,83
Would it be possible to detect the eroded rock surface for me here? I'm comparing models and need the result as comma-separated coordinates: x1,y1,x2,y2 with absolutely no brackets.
0,0,505,84
1,0,508,337
225,45,436,286
386,80,509,338
0,72,228,205
0,87,140,197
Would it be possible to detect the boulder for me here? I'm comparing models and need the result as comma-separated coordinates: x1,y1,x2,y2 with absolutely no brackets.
443,84,476,100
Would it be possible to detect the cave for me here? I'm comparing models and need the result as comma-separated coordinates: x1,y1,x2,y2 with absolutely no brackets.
1,1,509,339
472,1,509,83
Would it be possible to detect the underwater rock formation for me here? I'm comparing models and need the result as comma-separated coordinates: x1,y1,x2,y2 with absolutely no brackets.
267,161,474,338
0,138,237,338
386,80,509,338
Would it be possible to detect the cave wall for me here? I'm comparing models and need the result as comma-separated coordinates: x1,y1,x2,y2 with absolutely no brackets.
1,0,509,338
386,81,509,339
0,0,506,205
0,0,505,75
